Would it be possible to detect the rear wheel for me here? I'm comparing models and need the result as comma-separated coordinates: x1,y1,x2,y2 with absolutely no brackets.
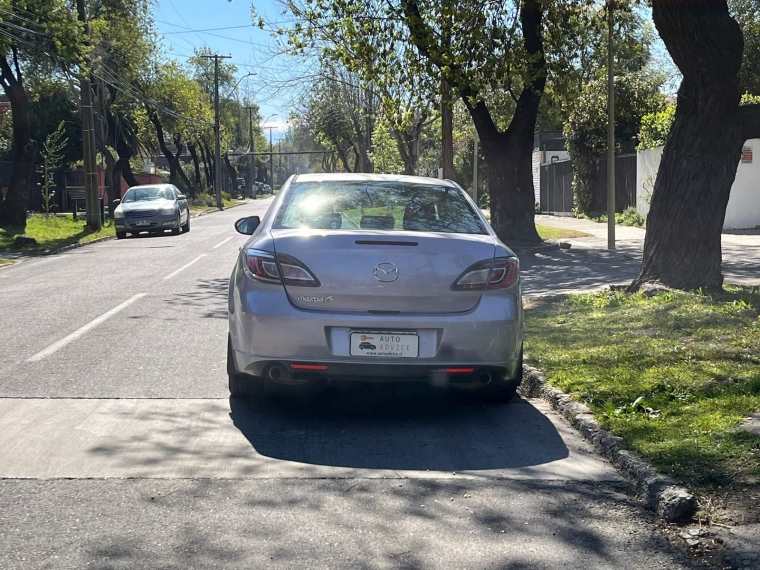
227,335,261,398
116,231,126,240
479,349,523,404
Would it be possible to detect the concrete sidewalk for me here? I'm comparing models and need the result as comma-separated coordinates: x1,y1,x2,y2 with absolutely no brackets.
530,214,760,288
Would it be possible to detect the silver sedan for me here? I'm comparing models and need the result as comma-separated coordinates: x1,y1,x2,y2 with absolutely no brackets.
227,173,523,402
113,184,190,239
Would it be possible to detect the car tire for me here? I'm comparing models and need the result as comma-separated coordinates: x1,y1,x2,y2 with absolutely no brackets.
479,349,524,404
116,231,126,240
171,213,181,235
227,335,262,398
181,215,190,233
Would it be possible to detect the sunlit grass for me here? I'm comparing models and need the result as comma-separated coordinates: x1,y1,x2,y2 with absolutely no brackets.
526,286,760,493
535,224,592,239
0,214,115,253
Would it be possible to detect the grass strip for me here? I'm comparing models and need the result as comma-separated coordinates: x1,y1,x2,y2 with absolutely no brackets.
525,286,760,504
535,224,592,240
0,214,114,253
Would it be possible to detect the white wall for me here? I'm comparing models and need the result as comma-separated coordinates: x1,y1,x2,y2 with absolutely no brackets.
637,140,760,230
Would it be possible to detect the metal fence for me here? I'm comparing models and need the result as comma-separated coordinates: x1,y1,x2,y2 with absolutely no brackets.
590,154,637,213
540,160,574,213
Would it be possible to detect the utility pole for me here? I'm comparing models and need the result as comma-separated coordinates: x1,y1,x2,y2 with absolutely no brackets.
244,107,256,197
202,53,231,210
75,0,101,231
472,134,479,203
607,1,616,250
268,126,275,189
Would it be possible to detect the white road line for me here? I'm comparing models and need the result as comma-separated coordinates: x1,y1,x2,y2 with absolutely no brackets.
212,237,233,249
26,293,147,363
162,254,207,280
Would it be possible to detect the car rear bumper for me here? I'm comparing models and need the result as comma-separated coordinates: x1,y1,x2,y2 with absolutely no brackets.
229,270,523,381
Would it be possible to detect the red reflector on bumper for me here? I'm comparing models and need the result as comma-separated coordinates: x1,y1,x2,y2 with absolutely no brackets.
290,364,328,371
439,368,475,374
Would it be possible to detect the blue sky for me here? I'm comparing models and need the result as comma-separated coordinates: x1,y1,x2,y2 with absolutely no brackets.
153,2,678,142
154,0,295,140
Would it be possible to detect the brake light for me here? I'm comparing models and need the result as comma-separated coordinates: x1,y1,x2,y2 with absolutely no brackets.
244,249,320,287
451,257,519,290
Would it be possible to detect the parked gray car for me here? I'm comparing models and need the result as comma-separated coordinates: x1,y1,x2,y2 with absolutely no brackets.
227,173,523,401
113,184,190,239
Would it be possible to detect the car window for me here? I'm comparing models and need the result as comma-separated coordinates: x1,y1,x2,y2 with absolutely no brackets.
272,181,487,234
162,188,176,200
122,187,165,203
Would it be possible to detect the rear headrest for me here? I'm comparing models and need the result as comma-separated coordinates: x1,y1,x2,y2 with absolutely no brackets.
360,215,395,230
403,203,438,231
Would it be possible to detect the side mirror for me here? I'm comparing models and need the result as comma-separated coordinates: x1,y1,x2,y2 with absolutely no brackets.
176,194,186,200
235,216,261,235
112,199,121,208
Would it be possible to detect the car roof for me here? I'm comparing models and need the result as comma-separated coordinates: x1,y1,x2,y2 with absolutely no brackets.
127,184,174,190
292,173,457,187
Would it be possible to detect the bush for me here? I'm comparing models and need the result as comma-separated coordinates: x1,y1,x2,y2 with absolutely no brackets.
576,207,645,228
478,192,490,209
190,194,215,208
616,206,646,227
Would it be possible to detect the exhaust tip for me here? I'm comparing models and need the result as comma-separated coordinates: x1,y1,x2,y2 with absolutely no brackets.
268,365,284,381
478,371,492,386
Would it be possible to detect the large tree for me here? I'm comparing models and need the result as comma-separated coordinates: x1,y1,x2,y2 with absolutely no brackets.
0,0,79,227
631,0,760,291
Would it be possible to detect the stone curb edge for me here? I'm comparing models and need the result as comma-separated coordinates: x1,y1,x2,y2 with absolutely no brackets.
518,364,697,523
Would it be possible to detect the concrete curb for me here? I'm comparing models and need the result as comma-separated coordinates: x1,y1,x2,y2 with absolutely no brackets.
512,243,561,256
518,365,697,523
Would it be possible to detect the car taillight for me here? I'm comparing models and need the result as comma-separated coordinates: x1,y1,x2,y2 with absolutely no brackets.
245,250,280,283
451,257,519,290
244,249,320,287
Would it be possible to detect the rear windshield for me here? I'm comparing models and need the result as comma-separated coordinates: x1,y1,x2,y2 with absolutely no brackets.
273,180,487,234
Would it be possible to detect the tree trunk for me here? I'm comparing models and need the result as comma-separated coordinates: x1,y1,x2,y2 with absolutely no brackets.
401,0,545,246
631,0,747,291
188,143,202,192
0,60,35,228
223,154,237,196
202,140,214,190
459,0,545,246
172,136,193,193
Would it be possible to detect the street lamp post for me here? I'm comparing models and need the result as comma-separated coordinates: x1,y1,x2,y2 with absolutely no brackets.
244,107,256,197
262,114,278,189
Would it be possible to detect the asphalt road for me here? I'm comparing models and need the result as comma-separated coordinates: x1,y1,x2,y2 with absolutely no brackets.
0,200,699,569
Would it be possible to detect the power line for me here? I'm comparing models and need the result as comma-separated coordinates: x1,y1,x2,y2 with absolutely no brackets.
162,25,253,34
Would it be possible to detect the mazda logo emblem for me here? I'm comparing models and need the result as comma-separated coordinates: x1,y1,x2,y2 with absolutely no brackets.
373,262,399,282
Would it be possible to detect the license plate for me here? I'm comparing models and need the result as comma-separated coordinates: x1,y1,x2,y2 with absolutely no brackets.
135,220,151,226
350,332,418,358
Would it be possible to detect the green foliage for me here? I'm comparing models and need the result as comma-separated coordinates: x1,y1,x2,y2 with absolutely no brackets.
576,206,646,228
741,92,760,105
369,117,404,174
637,105,676,151
565,71,667,214
28,79,82,167
730,0,760,96
40,121,67,215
